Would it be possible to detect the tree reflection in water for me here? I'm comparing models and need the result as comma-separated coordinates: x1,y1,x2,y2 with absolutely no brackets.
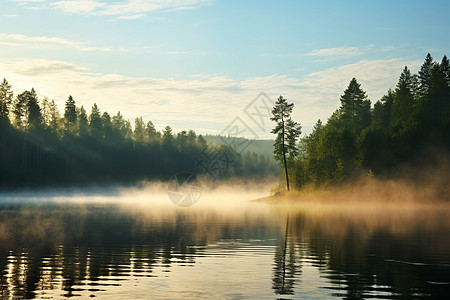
272,215,301,295
0,200,449,299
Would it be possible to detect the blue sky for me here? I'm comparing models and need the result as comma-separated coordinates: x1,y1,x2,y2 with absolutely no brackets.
1,0,449,138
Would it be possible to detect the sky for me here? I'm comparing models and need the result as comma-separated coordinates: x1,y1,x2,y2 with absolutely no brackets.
0,0,449,138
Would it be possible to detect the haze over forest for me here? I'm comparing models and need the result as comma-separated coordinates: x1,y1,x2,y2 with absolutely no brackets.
0,53,449,191
0,0,449,192
1,2,450,299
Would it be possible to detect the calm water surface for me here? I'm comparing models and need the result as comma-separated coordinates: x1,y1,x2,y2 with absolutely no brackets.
0,188,449,299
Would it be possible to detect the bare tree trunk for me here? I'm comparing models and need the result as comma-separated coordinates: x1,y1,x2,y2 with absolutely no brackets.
281,115,290,191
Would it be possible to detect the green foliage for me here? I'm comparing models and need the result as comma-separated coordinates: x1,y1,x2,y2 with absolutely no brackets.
271,96,302,164
390,66,415,131
26,88,43,131
89,103,102,137
146,120,160,142
13,89,41,130
162,125,175,149
419,53,434,96
64,95,77,133
271,95,302,190
0,78,13,123
292,54,450,189
49,99,62,134
102,112,113,139
339,78,371,134
0,83,276,187
372,90,393,129
13,91,28,129
78,106,89,136
134,117,146,143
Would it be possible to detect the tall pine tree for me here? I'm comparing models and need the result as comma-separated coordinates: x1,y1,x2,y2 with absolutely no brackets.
419,53,434,96
0,79,13,124
339,78,371,133
390,66,415,130
89,103,102,138
26,88,43,131
78,106,89,137
271,95,302,191
64,95,77,133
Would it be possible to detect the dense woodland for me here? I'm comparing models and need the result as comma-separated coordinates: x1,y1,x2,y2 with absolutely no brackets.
0,84,276,187
1,53,449,188
290,53,450,188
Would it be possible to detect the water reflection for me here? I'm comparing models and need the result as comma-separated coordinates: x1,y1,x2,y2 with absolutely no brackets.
0,197,449,299
272,216,300,296
270,202,450,299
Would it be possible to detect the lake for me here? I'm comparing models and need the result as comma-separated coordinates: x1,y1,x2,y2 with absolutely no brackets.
0,186,449,299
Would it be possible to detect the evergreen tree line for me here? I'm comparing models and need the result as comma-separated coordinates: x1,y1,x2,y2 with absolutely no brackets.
291,53,450,188
0,84,276,187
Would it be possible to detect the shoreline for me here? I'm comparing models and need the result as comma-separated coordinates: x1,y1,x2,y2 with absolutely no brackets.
252,177,450,205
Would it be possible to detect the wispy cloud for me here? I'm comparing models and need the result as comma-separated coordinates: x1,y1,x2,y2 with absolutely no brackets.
51,0,104,13
265,45,385,61
11,0,47,3
117,13,146,20
0,57,420,137
0,33,122,52
12,0,213,18
6,59,88,76
303,45,377,61
0,33,208,56
305,45,374,57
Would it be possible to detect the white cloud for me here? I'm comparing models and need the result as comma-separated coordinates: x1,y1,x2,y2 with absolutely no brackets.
51,0,104,13
0,57,420,138
304,45,377,61
11,0,47,3
117,13,146,20
0,33,119,52
0,33,207,55
14,0,213,18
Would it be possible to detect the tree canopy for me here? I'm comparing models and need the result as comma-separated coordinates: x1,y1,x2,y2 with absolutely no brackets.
292,53,450,189
0,85,277,187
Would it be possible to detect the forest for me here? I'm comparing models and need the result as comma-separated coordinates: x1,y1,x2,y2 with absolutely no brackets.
0,84,277,187
1,53,449,189
289,53,450,189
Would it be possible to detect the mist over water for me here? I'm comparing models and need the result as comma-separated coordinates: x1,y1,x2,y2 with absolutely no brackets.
0,182,449,299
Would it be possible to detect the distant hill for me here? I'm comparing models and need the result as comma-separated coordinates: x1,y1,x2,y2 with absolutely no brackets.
204,135,275,161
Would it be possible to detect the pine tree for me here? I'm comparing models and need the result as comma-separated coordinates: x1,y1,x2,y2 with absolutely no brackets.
271,95,302,191
14,91,30,130
419,53,434,96
372,90,394,129
48,100,61,133
162,125,175,147
112,111,130,139
428,63,447,126
441,55,450,86
41,97,51,128
339,78,371,133
134,117,146,143
78,106,89,136
64,95,77,133
26,88,42,131
391,66,415,130
0,78,13,124
102,112,112,139
146,120,160,141
89,103,102,138
177,130,188,151
187,129,197,144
